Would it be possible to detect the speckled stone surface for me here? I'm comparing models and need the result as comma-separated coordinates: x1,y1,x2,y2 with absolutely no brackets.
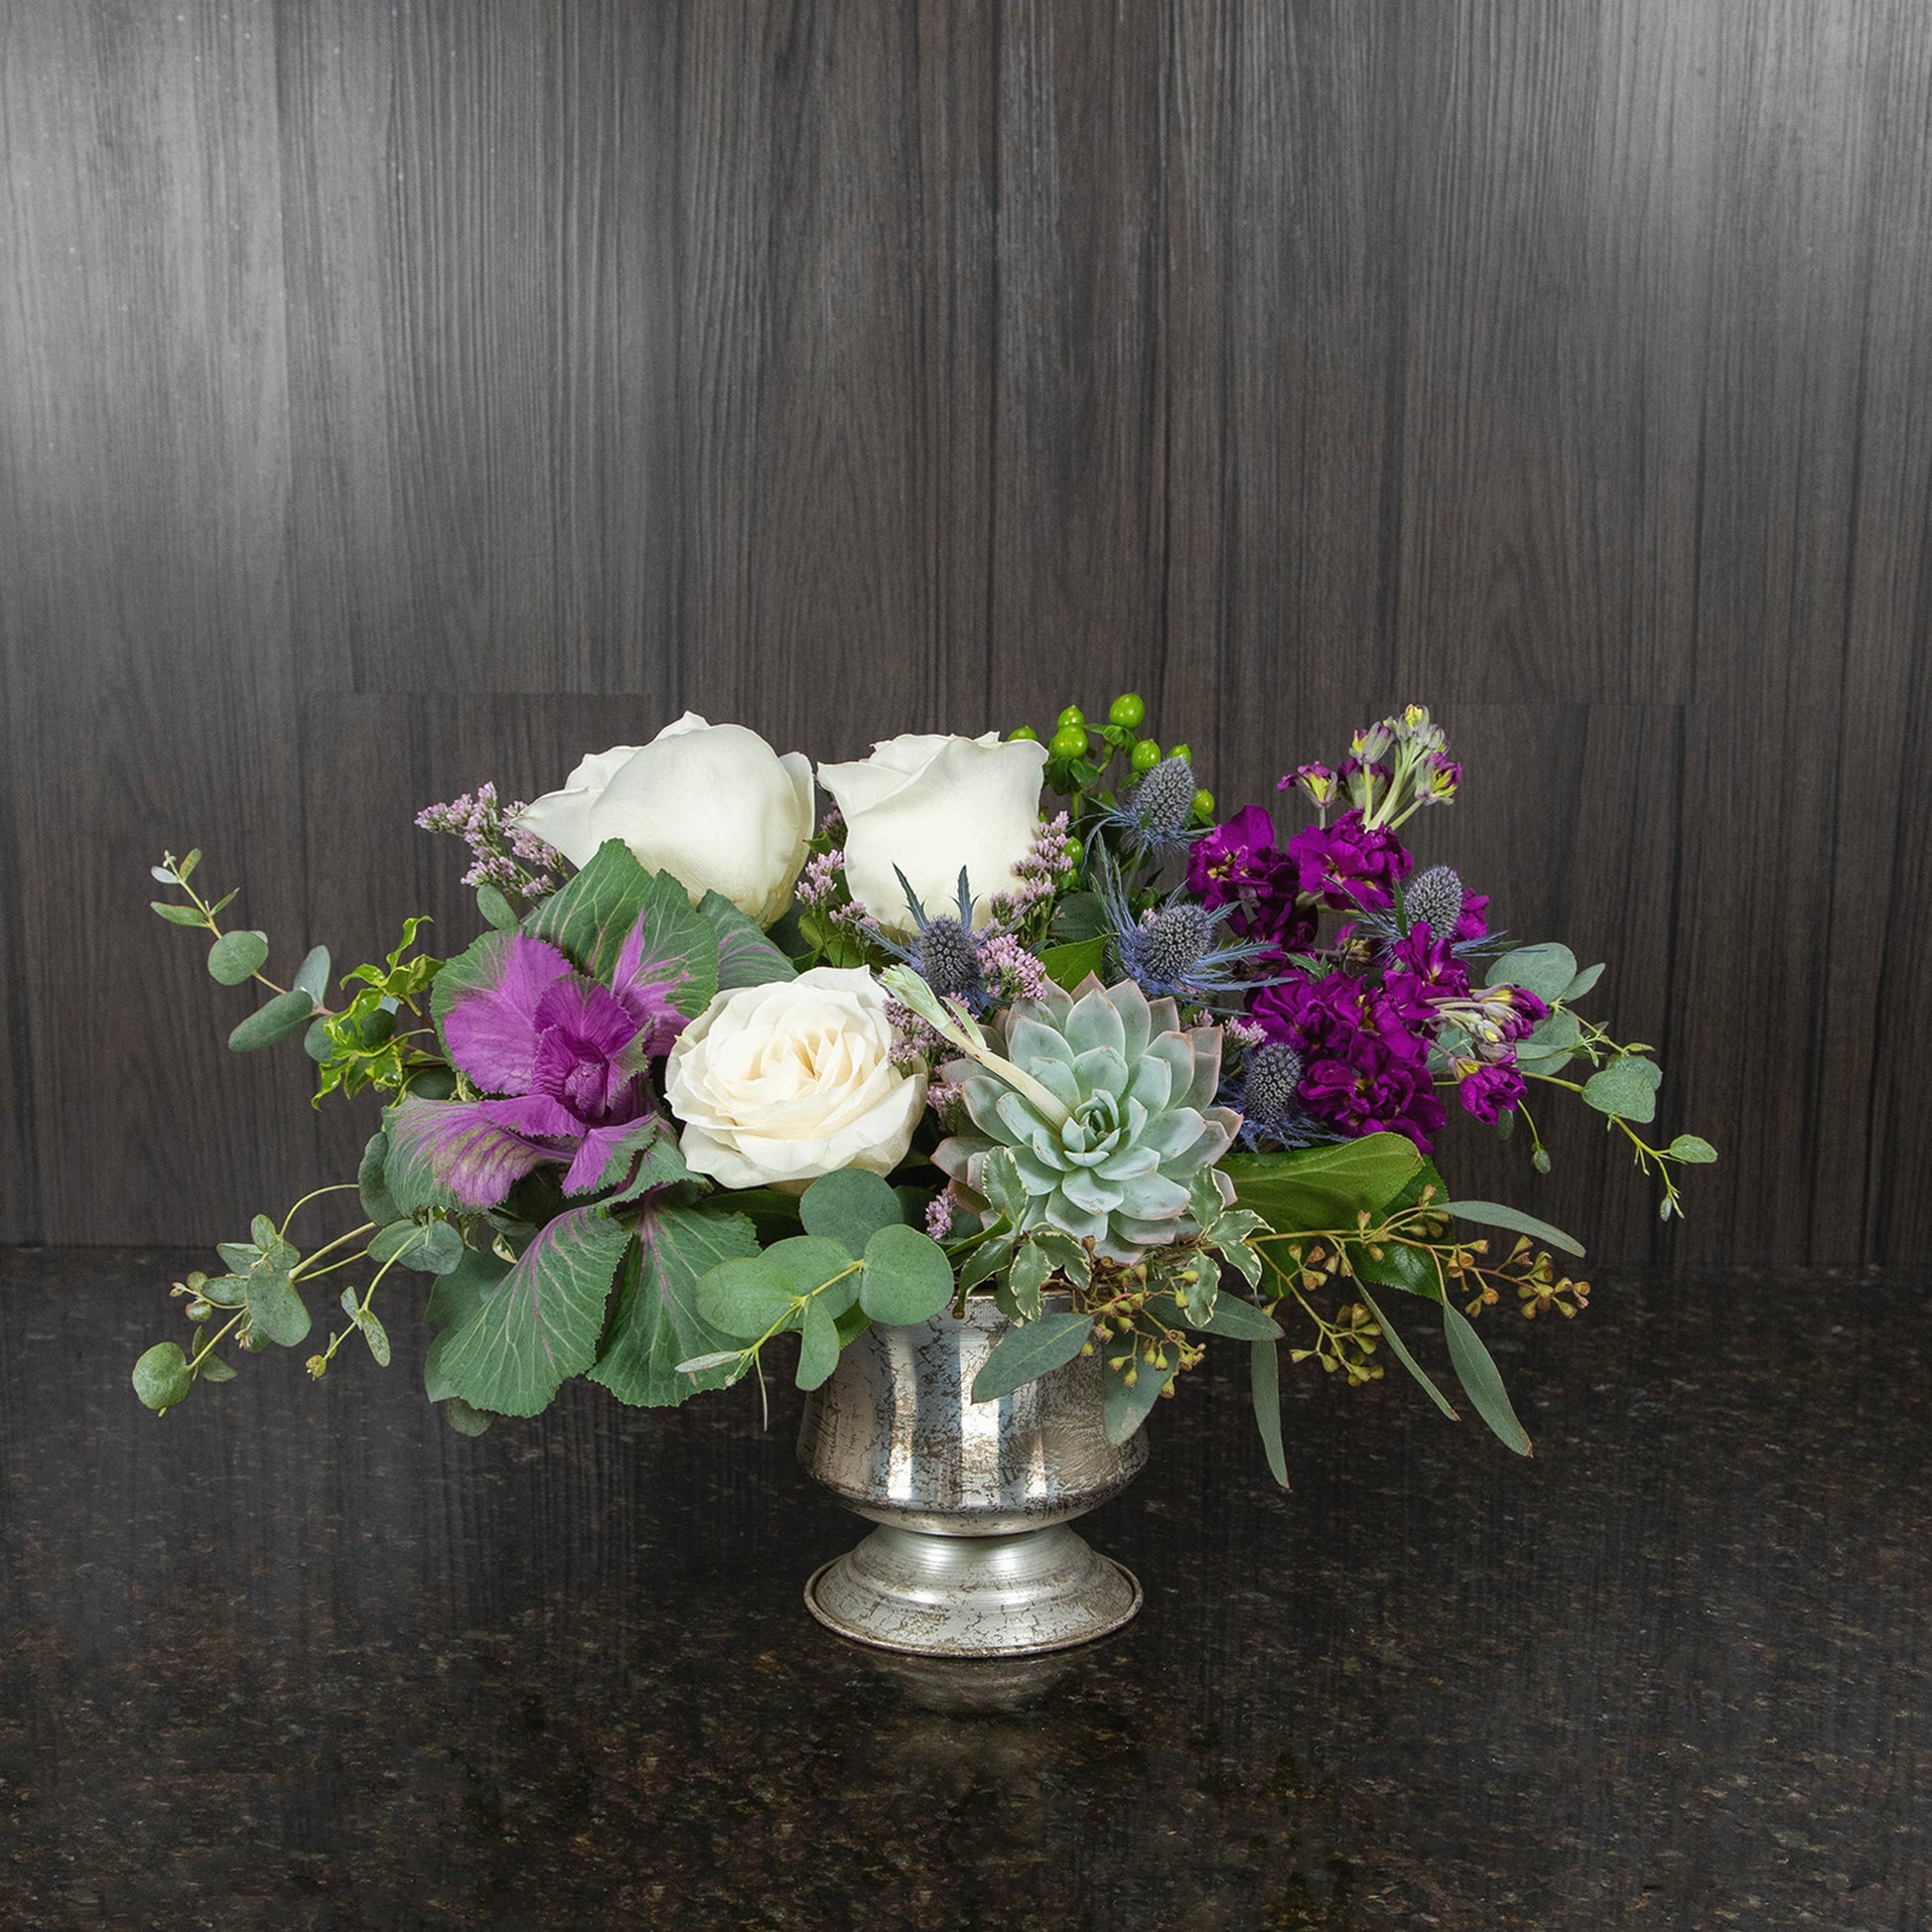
1,1251,1926,1929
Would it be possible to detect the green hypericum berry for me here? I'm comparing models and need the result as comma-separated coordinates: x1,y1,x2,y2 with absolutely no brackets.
1056,704,1086,728
1167,741,1191,763
1009,724,1038,742
1109,692,1146,729
1190,788,1215,821
1048,724,1088,760
1130,738,1162,774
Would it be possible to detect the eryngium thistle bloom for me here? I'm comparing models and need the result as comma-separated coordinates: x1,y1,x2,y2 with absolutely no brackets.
1240,1041,1305,1126
1404,864,1465,940
1126,755,1197,847
932,976,1241,1262
1126,900,1215,986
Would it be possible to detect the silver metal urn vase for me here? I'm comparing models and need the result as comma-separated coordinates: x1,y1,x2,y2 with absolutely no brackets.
796,1295,1145,1656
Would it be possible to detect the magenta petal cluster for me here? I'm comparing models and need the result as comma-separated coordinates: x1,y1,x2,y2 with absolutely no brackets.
1185,806,1314,955
394,929,682,1207
1284,808,1414,912
1249,970,1447,1151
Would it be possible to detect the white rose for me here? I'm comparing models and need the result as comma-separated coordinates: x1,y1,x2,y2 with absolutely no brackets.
816,732,1048,934
517,714,814,926
665,967,927,1189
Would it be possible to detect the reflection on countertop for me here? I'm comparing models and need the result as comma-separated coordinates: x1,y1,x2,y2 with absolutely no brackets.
1,1250,1925,1929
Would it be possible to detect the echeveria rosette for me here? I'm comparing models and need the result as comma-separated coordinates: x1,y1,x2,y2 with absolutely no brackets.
930,976,1241,1264
390,922,686,1208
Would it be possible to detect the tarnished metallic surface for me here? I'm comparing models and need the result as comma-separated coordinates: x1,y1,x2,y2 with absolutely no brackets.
796,1296,1146,1656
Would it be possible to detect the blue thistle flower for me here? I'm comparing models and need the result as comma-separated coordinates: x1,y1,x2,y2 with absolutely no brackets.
1086,754,1202,862
1353,863,1506,959
1092,850,1285,1004
1224,1039,1340,1152
869,867,992,1012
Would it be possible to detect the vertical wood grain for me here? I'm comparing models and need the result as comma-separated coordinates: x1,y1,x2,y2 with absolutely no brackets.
0,0,1928,1262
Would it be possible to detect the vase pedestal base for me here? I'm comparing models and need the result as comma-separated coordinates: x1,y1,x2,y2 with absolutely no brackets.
803,1521,1142,1658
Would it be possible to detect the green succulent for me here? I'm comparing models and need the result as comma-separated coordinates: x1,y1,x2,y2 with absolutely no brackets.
926,974,1240,1263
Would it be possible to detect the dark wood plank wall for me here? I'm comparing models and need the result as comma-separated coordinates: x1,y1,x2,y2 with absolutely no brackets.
2,0,1928,1264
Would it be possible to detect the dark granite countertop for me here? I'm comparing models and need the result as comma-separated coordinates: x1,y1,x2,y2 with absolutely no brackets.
1,1250,1924,1930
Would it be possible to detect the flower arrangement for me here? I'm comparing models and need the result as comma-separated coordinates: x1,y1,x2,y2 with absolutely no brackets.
134,700,1712,1476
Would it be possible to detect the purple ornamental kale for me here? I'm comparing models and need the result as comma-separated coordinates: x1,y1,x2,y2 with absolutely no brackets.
391,920,688,1207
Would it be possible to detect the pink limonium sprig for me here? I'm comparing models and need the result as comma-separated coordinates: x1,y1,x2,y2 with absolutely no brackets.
975,931,1050,1006
416,782,563,903
990,812,1076,927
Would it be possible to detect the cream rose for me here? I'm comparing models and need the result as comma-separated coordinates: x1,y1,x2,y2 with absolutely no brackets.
664,967,926,1189
517,714,814,926
816,732,1048,934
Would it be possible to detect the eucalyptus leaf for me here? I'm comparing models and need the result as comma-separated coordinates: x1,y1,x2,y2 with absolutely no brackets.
762,1234,861,1309
444,1398,493,1437
1102,1353,1174,1446
1563,962,1605,1003
1182,1294,1282,1341
415,1219,466,1275
207,929,270,985
1447,1199,1586,1258
795,1297,842,1390
151,900,205,927
1442,1305,1532,1455
1355,1287,1457,1421
244,1273,312,1348
1249,1337,1290,1488
133,1342,193,1412
476,884,518,931
358,1131,401,1227
368,1220,423,1268
673,1349,745,1377
860,1225,955,1325
228,990,318,1053
251,1214,279,1250
358,1309,393,1367
1669,1134,1718,1164
695,1256,798,1339
197,1351,237,1383
1484,942,1579,1004
1582,1056,1662,1125
294,945,332,1001
970,1309,1091,1403
800,1169,903,1253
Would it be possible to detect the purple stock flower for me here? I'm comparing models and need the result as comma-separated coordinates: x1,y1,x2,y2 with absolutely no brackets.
1456,1061,1525,1123
1284,808,1414,913
1389,924,1471,1000
1186,806,1315,954
391,922,688,1208
1249,970,1445,1151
